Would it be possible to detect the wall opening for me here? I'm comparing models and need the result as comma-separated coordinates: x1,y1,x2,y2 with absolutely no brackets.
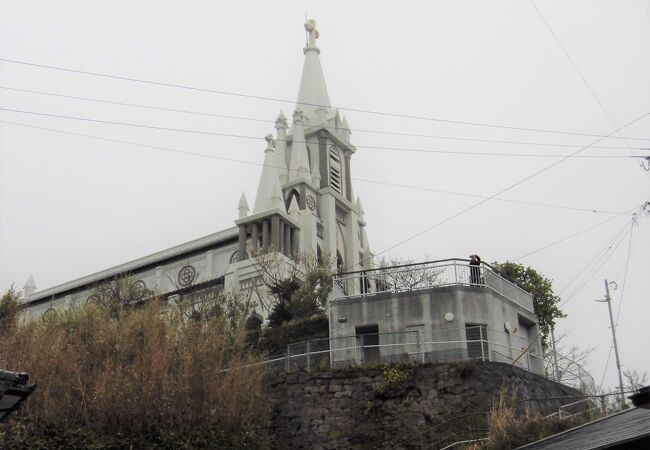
465,323,488,361
356,324,380,364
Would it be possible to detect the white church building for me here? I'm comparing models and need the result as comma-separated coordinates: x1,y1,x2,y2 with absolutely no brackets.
19,20,545,377
21,19,370,325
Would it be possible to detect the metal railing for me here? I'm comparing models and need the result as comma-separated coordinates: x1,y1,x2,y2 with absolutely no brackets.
333,259,534,313
259,326,591,389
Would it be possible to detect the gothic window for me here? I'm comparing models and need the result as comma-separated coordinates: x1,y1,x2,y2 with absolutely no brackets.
336,224,346,271
329,145,342,194
285,189,300,210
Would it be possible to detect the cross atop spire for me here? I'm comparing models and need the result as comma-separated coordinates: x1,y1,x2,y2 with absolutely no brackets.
296,18,331,125
305,19,319,48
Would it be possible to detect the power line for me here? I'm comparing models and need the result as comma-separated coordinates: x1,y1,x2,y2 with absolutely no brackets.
1,57,649,142
560,219,635,306
513,211,635,261
530,0,640,160
614,221,638,327
0,107,639,159
0,119,624,216
558,220,632,300
369,113,649,261
0,85,643,151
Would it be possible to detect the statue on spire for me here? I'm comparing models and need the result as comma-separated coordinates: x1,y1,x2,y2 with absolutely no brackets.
305,19,319,47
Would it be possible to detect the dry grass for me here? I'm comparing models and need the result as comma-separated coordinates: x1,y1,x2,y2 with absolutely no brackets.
467,390,590,450
0,300,268,445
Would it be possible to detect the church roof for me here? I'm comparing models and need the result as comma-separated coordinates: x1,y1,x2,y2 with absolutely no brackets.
27,227,238,304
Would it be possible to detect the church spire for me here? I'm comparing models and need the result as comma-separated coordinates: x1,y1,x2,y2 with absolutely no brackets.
24,275,36,300
274,110,289,184
289,109,311,183
237,192,250,219
296,19,331,125
253,134,285,214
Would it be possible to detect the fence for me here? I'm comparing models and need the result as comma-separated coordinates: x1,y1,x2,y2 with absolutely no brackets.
261,326,591,390
333,259,534,313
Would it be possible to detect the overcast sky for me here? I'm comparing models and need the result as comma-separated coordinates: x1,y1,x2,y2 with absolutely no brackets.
1,0,648,393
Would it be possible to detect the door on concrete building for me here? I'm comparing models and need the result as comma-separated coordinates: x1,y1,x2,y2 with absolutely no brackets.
356,324,380,365
517,315,537,370
465,323,489,361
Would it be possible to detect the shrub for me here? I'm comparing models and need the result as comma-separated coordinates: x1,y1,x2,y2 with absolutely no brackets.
256,315,329,356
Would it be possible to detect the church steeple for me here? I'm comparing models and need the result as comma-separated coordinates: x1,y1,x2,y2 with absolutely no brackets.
232,18,370,280
253,134,287,214
237,192,250,219
288,109,311,183
296,19,331,126
274,110,289,183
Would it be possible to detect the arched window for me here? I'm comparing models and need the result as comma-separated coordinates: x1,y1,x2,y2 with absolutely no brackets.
285,189,300,210
329,145,342,194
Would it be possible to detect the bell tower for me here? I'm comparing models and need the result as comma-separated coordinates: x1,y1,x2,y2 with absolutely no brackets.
289,19,371,274
227,19,372,311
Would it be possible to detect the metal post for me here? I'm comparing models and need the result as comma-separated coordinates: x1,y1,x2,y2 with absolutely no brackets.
307,339,311,371
354,336,360,366
479,326,485,361
551,325,560,381
597,280,625,409
453,260,458,284
285,344,291,372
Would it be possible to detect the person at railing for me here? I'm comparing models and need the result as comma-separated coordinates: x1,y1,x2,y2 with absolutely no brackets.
469,254,482,285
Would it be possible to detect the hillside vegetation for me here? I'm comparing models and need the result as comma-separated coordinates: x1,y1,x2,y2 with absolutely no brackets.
0,298,268,449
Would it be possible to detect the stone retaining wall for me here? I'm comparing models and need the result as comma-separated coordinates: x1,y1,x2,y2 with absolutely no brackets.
267,362,582,449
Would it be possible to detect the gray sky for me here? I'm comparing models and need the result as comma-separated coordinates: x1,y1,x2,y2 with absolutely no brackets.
1,0,648,393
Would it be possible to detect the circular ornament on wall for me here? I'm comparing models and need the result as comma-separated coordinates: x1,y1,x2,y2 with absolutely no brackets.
178,265,197,287
132,280,146,299
42,307,58,322
306,194,316,211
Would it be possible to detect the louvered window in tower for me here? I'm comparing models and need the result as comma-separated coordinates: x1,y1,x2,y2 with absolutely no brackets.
329,145,342,194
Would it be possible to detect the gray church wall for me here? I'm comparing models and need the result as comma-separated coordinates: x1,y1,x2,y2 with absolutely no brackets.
21,241,238,322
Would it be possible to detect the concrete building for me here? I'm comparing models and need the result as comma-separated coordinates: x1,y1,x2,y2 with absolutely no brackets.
330,259,544,375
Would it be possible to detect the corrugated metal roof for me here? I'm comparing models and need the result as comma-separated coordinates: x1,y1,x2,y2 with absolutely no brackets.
518,407,650,449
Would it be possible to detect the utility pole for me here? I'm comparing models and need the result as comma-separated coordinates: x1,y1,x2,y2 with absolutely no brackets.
596,279,625,409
